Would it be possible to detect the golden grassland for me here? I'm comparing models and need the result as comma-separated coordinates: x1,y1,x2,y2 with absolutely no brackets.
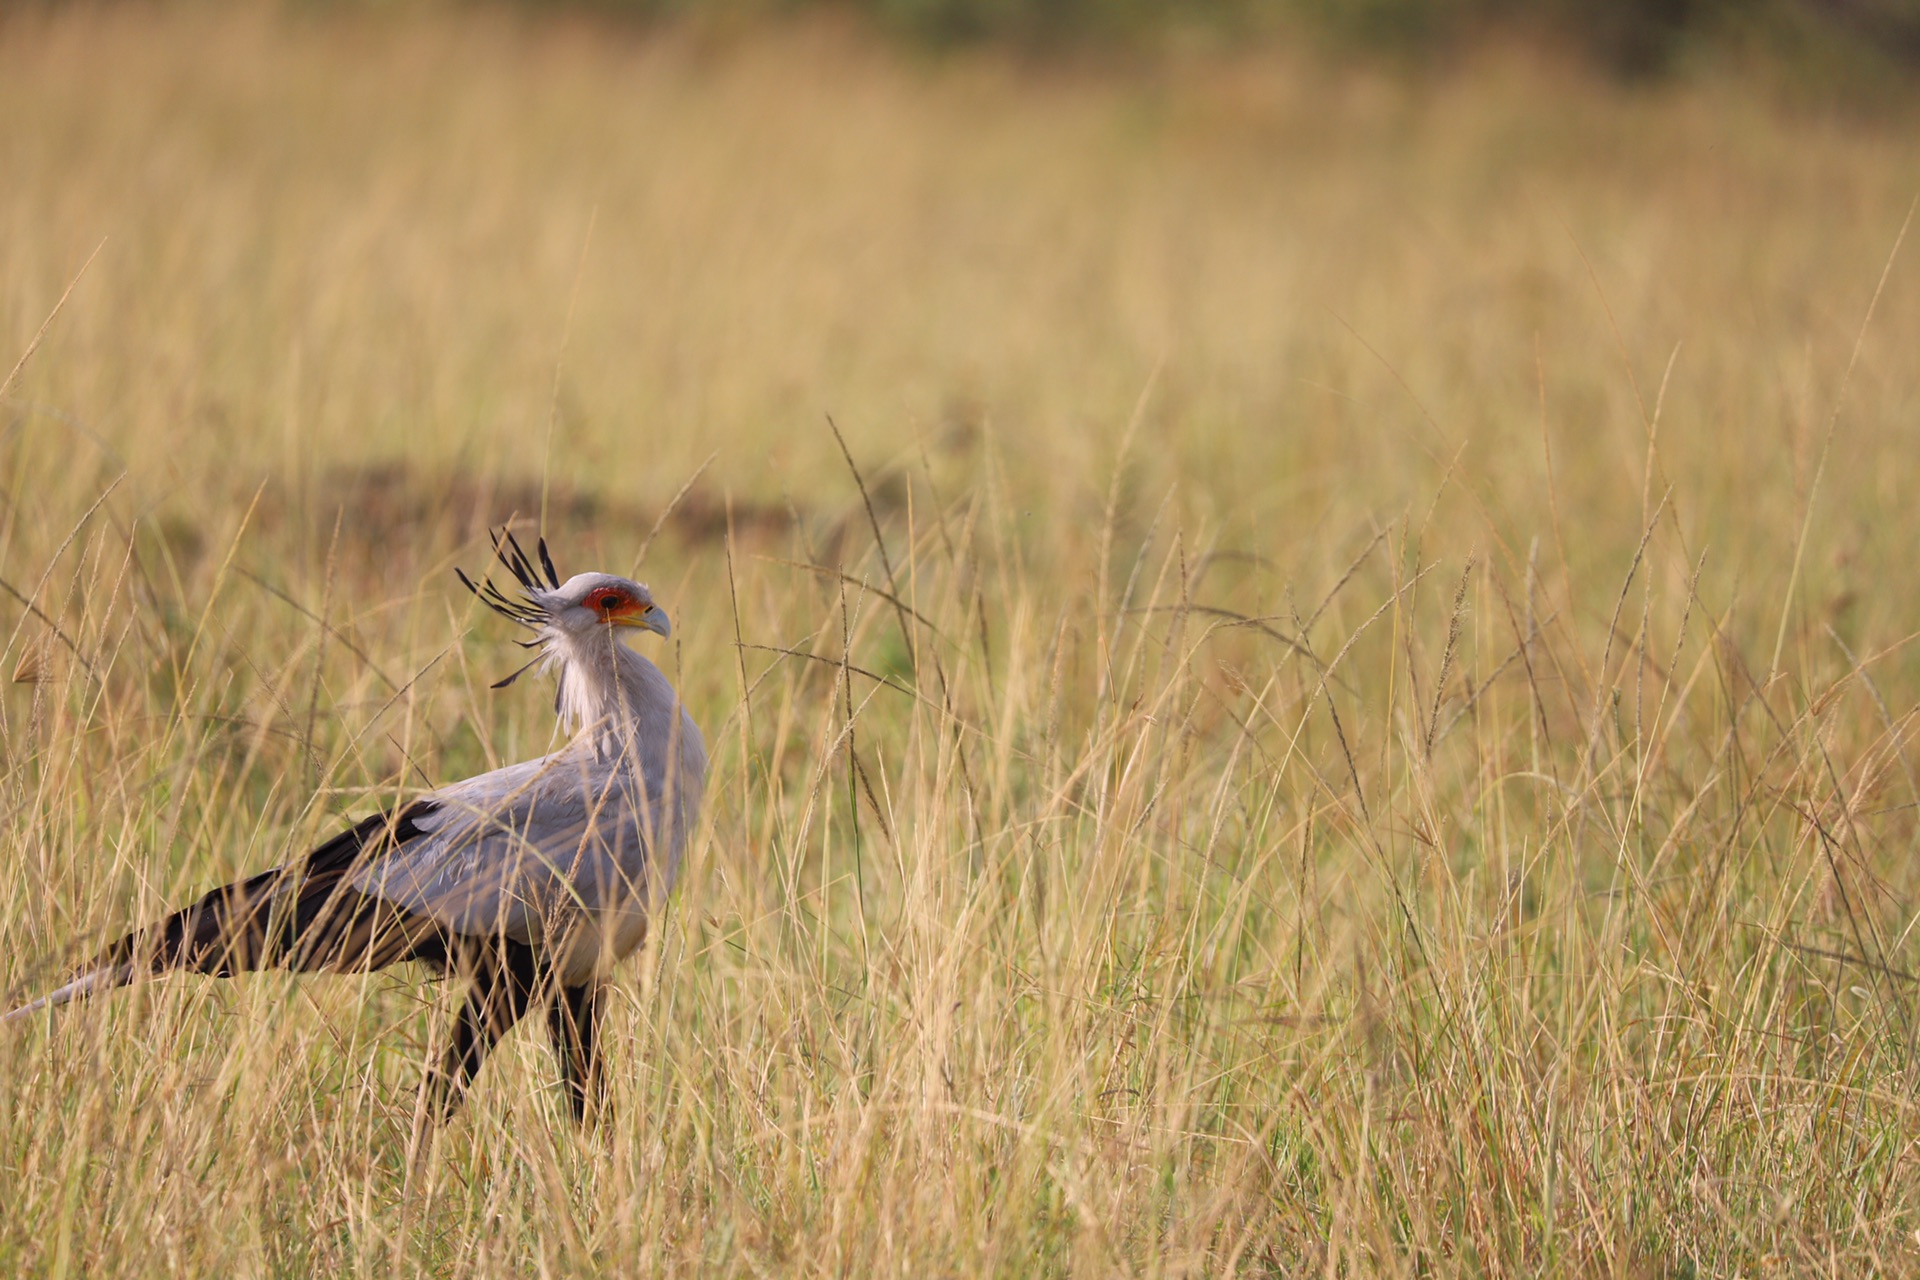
3,5,1920,1273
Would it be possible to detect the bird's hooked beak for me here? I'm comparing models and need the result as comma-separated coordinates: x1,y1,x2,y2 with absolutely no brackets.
609,602,671,640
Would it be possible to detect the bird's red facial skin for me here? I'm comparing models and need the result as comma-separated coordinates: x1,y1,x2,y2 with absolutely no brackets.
585,587,645,623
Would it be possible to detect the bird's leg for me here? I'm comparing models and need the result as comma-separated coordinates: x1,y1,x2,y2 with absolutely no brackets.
547,981,606,1124
427,946,541,1122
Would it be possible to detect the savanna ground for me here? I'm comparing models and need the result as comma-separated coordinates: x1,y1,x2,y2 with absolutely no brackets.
3,5,1920,1274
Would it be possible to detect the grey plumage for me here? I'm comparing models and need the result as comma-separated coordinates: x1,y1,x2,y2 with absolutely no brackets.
353,597,705,981
2,534,706,1122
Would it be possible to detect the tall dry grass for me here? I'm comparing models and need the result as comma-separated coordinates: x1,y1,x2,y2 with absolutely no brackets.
3,5,1920,1274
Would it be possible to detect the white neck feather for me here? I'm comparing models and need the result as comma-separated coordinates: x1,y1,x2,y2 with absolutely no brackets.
538,625,709,885
546,630,682,760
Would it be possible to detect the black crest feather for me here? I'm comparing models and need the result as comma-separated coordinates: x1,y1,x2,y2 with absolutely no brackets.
458,528,563,631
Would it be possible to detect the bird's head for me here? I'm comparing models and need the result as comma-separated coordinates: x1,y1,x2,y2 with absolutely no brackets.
545,572,670,640
457,530,670,687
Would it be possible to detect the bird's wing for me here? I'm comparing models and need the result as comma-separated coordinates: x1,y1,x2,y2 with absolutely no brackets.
349,750,658,947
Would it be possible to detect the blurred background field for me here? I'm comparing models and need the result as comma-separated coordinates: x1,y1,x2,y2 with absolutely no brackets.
3,1,1920,1275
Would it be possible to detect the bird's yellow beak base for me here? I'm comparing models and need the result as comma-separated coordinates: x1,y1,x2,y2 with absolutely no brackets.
610,605,671,640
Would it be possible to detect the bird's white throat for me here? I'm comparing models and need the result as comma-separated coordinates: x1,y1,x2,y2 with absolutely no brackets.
545,629,686,760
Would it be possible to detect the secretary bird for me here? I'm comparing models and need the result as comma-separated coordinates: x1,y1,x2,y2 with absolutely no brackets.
1,532,706,1123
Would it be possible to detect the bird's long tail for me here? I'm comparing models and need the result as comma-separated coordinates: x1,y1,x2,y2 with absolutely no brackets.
1,964,139,1025
0,873,287,1025
2,805,440,1025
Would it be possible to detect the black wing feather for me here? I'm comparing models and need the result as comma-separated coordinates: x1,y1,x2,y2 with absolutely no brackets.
93,803,445,978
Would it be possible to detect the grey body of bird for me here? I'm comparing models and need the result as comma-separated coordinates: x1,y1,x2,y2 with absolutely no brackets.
1,532,706,1122
355,604,705,982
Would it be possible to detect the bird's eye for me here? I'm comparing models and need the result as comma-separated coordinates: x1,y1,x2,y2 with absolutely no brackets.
599,594,622,611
